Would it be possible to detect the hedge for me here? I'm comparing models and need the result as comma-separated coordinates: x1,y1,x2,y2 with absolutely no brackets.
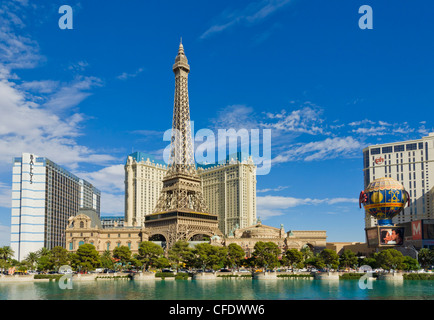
277,274,314,279
403,273,434,280
34,274,63,281
155,272,176,278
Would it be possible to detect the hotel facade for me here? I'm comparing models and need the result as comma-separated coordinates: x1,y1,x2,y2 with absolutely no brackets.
10,153,101,261
124,152,257,236
363,133,434,228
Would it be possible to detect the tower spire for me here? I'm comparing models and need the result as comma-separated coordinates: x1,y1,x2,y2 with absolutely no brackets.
153,42,208,214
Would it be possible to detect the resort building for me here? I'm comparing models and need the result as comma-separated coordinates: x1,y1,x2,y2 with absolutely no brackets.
362,133,434,228
66,209,327,256
124,152,167,227
124,152,257,236
197,153,257,236
10,153,101,261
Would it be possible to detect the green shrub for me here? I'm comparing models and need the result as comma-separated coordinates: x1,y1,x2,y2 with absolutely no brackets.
403,273,434,280
155,272,176,278
34,274,63,281
277,274,314,279
175,273,189,280
339,273,364,280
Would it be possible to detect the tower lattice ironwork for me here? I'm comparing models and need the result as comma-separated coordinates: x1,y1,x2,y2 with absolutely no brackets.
153,41,209,214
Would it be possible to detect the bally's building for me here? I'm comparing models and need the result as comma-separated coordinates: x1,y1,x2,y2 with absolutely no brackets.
363,133,434,228
10,153,101,261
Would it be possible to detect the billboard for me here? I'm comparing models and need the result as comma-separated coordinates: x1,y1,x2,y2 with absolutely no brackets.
412,220,422,240
379,227,404,246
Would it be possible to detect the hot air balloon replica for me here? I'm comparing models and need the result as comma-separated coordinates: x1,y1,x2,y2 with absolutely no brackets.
359,177,410,226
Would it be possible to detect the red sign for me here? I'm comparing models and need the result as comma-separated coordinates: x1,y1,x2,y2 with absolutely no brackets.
375,157,384,165
412,220,422,240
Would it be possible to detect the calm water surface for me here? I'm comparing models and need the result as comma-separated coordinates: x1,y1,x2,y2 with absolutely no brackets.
0,279,433,300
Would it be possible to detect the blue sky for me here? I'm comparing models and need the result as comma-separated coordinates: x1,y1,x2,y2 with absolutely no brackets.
0,0,433,246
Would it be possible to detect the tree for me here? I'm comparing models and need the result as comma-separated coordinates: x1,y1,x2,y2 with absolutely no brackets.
226,243,245,270
376,249,405,271
251,242,280,270
25,252,39,270
113,246,132,267
339,250,358,269
168,240,193,270
305,256,325,270
190,243,227,271
402,256,420,271
360,257,378,269
37,255,53,272
0,246,14,261
418,248,433,269
37,247,51,258
319,249,339,270
284,249,304,270
101,250,114,270
138,241,164,271
155,257,171,269
50,246,69,270
300,246,314,261
72,243,101,272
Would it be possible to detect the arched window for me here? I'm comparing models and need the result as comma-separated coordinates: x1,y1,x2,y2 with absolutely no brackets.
78,241,84,247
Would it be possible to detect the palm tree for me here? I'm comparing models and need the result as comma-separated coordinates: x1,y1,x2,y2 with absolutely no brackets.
25,252,39,270
37,247,51,258
0,246,14,261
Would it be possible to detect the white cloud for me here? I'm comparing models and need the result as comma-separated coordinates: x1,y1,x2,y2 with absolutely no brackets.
200,0,292,39
100,192,124,215
0,182,11,208
273,136,363,163
264,106,327,135
74,164,125,194
257,185,288,193
0,224,11,247
351,126,387,136
257,195,358,220
117,68,144,80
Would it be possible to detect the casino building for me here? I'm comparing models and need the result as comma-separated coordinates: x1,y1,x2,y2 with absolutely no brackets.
363,133,434,228
11,153,101,261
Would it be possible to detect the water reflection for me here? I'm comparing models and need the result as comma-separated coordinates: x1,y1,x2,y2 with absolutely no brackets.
0,279,432,300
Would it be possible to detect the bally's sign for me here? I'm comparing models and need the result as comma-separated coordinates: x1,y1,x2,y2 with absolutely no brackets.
374,156,384,165
29,154,34,184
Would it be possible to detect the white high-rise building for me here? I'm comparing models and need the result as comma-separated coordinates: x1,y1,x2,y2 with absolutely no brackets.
197,154,257,236
363,133,434,228
124,152,167,227
10,153,101,261
124,152,257,235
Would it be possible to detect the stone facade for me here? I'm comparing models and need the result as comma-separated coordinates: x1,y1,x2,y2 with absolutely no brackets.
225,221,327,256
65,210,327,256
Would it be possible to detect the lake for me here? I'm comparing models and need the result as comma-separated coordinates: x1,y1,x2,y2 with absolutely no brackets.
0,278,433,300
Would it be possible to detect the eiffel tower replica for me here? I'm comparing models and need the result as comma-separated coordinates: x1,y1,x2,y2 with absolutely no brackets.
144,41,223,249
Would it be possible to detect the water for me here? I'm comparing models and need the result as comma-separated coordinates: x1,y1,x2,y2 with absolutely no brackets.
0,279,433,300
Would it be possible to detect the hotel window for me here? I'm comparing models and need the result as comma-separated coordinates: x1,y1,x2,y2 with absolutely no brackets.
107,242,110,251
371,148,381,155
69,242,73,250
394,145,405,152
382,146,393,154
406,143,417,151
